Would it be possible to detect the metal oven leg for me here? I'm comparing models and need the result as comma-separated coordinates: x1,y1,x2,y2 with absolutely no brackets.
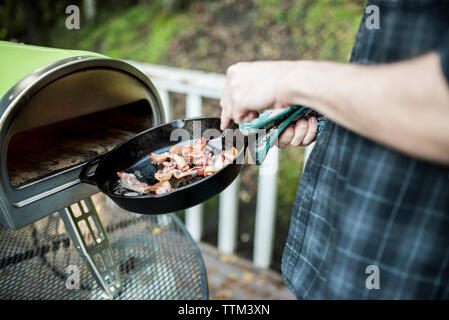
59,197,122,299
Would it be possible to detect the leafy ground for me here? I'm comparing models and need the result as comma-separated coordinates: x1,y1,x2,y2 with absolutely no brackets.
48,0,363,270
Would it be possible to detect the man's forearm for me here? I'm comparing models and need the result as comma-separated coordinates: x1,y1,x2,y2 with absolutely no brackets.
285,53,449,164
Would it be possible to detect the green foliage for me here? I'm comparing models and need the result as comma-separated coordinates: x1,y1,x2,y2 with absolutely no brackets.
253,0,283,27
252,0,361,62
143,15,189,63
254,0,283,6
49,1,189,63
286,3,303,27
302,0,361,61
0,1,24,41
0,0,74,43
278,147,304,209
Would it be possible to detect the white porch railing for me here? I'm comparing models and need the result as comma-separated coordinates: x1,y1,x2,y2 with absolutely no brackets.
128,62,312,269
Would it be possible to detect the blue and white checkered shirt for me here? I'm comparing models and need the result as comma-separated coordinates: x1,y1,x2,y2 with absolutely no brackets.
282,0,449,299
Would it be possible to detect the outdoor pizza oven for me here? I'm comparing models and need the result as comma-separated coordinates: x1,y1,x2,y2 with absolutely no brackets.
0,42,211,300
0,42,165,229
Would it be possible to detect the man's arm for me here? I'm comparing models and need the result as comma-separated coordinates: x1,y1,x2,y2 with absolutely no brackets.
220,53,449,164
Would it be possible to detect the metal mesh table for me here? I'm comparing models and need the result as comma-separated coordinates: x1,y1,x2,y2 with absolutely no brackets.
0,195,208,300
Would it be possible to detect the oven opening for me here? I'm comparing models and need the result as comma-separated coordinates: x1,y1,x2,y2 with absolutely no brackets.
7,100,154,188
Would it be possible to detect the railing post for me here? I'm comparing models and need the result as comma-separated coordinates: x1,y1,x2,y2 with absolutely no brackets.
303,142,315,171
158,88,171,122
218,176,240,254
185,93,203,241
253,147,279,269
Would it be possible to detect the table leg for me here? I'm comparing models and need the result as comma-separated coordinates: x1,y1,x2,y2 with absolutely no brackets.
59,197,121,299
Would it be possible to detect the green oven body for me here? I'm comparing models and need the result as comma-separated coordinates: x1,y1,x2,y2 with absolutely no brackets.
0,41,105,98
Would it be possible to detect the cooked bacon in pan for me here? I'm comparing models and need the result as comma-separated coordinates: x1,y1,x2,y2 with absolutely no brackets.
117,138,237,196
152,138,236,180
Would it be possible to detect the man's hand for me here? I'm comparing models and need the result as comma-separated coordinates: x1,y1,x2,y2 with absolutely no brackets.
220,61,295,130
278,117,318,148
270,109,318,148
219,61,317,147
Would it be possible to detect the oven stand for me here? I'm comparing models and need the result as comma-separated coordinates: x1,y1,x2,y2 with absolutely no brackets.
59,197,122,299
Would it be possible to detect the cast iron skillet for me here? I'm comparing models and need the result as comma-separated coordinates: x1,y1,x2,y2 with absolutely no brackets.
79,117,245,214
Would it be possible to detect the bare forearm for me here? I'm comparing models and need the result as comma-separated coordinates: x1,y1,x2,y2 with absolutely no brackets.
285,53,449,164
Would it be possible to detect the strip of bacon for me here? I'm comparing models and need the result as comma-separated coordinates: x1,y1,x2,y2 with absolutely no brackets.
169,143,195,159
222,147,237,165
192,137,207,153
154,162,177,181
181,146,193,158
154,170,175,181
173,168,198,179
192,153,207,166
191,138,206,158
147,180,173,195
150,152,172,163
172,154,189,171
203,166,217,176
118,172,174,195
155,167,199,181
169,145,184,155
117,172,152,193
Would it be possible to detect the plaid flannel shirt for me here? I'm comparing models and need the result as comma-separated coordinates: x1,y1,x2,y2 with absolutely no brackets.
282,0,449,299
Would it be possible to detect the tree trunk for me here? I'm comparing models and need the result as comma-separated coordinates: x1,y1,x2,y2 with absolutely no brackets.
19,0,41,44
83,0,97,24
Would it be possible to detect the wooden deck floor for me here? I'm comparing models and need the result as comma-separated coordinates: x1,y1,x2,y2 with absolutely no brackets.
198,243,295,300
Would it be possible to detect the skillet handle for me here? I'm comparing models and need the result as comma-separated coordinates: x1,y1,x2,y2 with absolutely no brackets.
79,157,103,186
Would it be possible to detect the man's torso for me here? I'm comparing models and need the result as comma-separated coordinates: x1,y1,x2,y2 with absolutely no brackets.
282,0,449,299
